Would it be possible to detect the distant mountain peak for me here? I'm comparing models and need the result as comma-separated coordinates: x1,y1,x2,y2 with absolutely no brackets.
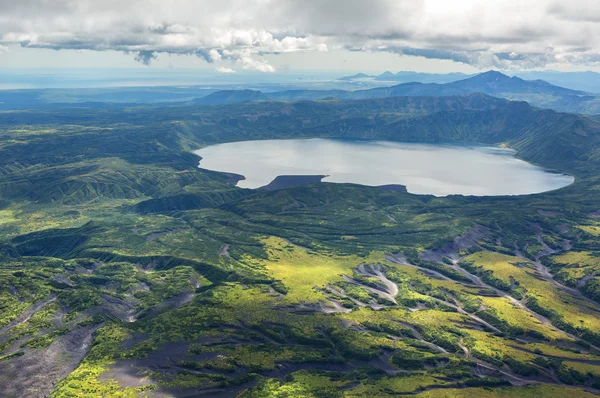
338,72,371,80
337,71,474,84
475,70,512,81
482,70,506,76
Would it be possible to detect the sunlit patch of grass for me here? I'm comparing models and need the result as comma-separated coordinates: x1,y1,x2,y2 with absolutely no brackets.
463,329,533,363
189,343,331,372
247,372,457,397
348,374,454,396
478,296,568,341
342,306,468,355
551,251,600,281
577,225,600,236
244,370,598,397
51,324,143,397
521,343,600,361
407,307,465,326
143,370,221,390
0,301,63,352
413,385,597,398
388,262,479,294
0,210,17,226
0,292,29,329
12,209,89,235
0,199,139,238
246,236,383,304
462,251,600,333
564,361,600,377
242,371,348,397
132,284,341,348
341,306,408,325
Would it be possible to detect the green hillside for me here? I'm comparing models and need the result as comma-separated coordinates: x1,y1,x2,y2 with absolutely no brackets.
1,94,600,397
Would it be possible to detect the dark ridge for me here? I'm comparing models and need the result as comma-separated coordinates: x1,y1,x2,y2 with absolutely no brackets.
78,252,233,284
192,89,270,105
11,222,103,258
376,185,408,192
259,175,328,191
132,190,252,214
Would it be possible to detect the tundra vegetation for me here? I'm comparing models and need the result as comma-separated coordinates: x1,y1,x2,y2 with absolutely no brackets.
1,93,600,397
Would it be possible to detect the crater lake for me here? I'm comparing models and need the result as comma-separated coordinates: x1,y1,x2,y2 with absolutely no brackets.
195,139,574,196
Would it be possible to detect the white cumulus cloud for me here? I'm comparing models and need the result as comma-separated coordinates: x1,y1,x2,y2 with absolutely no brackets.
216,66,236,73
1,0,600,70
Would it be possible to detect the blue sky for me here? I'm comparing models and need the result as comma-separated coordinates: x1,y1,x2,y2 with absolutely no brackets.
0,44,480,74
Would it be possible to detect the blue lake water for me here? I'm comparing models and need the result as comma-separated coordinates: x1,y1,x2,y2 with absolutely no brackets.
195,139,574,196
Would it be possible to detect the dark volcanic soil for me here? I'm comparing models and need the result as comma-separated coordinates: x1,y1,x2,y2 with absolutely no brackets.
259,175,327,191
0,325,99,398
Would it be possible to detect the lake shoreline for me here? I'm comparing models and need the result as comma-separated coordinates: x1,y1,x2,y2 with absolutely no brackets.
195,138,574,196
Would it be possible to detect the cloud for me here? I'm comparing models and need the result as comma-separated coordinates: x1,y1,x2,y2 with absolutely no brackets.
134,50,157,65
547,1,600,22
0,45,8,54
216,66,235,73
1,0,600,70
238,52,275,72
371,47,560,70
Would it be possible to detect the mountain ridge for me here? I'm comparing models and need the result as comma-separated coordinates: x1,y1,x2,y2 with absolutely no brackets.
192,71,600,114
338,70,474,84
340,69,600,93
